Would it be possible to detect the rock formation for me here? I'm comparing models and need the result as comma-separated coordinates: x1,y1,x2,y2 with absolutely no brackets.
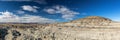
0,16,120,40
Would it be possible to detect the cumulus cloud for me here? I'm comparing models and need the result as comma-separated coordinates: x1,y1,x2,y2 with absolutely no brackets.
21,5,39,12
0,11,56,23
0,0,47,4
44,5,79,20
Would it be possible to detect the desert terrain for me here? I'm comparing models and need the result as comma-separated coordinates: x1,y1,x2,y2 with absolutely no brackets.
0,16,120,40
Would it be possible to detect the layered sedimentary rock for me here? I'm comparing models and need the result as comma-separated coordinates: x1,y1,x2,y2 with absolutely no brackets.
0,16,120,40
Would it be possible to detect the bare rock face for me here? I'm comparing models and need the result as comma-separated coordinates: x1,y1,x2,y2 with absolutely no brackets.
0,16,120,40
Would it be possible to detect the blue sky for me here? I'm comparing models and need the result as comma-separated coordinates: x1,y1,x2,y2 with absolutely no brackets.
0,0,120,23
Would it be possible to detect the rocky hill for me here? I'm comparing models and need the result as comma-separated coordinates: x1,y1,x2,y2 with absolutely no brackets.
0,16,120,40
56,16,114,27
71,16,112,24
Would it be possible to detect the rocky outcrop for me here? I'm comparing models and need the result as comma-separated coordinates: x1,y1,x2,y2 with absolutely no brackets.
0,16,120,40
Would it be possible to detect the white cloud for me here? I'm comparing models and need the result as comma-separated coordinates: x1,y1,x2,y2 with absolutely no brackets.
33,6,39,9
62,14,75,20
17,10,25,14
0,0,47,4
44,5,79,20
44,8,56,14
22,5,39,12
0,11,56,23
